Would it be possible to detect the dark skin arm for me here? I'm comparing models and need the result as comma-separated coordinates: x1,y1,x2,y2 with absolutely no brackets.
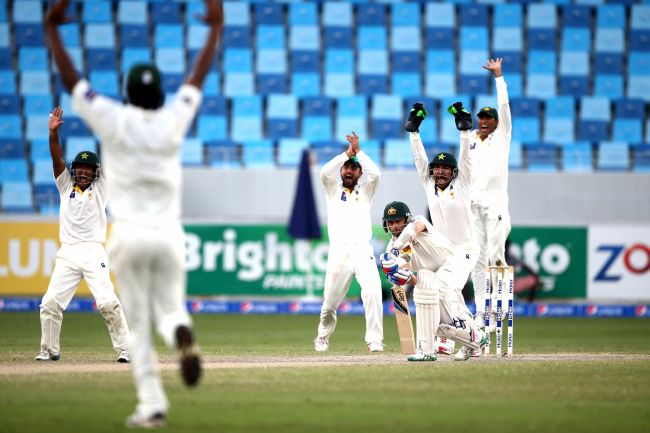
48,107,66,178
45,0,80,92
186,0,224,88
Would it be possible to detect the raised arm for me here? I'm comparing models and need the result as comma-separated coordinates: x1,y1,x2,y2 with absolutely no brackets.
48,107,66,178
45,0,80,92
457,130,474,187
483,58,511,141
408,132,431,184
186,0,224,88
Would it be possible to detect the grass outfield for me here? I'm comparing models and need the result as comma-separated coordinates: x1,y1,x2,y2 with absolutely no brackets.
1,313,649,433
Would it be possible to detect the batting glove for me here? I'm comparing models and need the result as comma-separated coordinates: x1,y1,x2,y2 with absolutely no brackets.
447,102,473,131
388,267,413,287
380,252,399,276
404,102,428,133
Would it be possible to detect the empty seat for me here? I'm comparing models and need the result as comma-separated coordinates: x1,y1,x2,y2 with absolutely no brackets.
612,119,643,143
525,74,556,99
509,141,523,170
34,183,60,213
425,28,454,49
525,143,558,172
324,73,354,97
26,115,49,141
357,26,387,50
425,4,455,28
60,23,81,47
493,28,523,52
15,24,45,46
544,118,575,144
562,141,593,172
267,94,298,140
155,48,185,74
561,28,591,52
302,116,332,142
206,140,239,168
631,143,650,172
0,139,25,158
154,24,184,48
121,48,152,74
392,3,420,27
1,181,33,212
289,3,317,26
563,5,592,28
151,2,181,24
512,118,541,143
58,117,91,142
357,3,386,26
32,159,55,185
13,1,42,23
371,95,403,140
527,29,557,50
278,138,308,167
597,141,629,171
494,4,522,28
384,139,413,169
254,3,282,25
391,26,421,52
231,96,262,142
0,159,29,183
614,99,645,119
290,26,320,51
0,115,23,138
312,140,345,166
291,72,320,97
459,4,488,26
242,139,274,168
594,74,624,99
87,49,117,70
392,72,422,98
597,5,626,29
30,139,50,163
19,47,48,71
117,1,147,25
0,95,20,114
459,49,489,75
256,25,285,49
510,98,540,118
120,24,149,47
460,26,488,51
223,26,251,48
290,51,319,72
594,28,625,53
82,1,112,23
196,115,228,142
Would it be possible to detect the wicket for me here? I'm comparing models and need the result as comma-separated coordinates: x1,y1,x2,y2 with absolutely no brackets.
483,265,514,357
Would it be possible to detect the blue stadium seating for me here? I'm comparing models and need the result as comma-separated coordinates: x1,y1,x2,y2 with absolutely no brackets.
254,3,282,25
0,139,25,158
563,5,592,28
242,139,274,168
278,138,309,167
525,143,558,172
151,2,181,24
15,24,44,47
562,142,594,172
1,181,33,212
357,3,386,26
256,25,285,50
631,143,650,172
0,158,29,184
509,141,523,170
597,141,630,171
206,140,239,168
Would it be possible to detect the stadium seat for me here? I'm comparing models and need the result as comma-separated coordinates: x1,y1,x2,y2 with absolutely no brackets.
278,138,308,167
425,4,455,28
525,143,558,172
26,115,49,141
30,140,50,163
459,75,489,95
494,4,522,28
120,24,149,47
559,76,590,97
154,24,184,48
206,139,239,168
0,95,20,115
311,140,343,166
58,118,92,142
254,3,282,25
509,141,523,171
631,143,650,172
0,139,25,158
493,28,523,52
324,73,355,98
117,1,147,25
151,2,181,24
82,1,112,24
561,28,591,52
594,75,624,99
392,72,422,98
544,118,575,145
291,72,321,97
383,139,413,169
459,5,488,26
0,115,22,139
257,75,287,95
197,115,228,142
289,2,317,26
231,96,263,142
267,94,298,140
357,3,386,26
425,28,455,49
13,1,42,23
562,142,593,172
121,48,152,74
0,158,29,183
18,48,48,71
391,26,421,52
597,5,626,29
357,27,387,51
87,49,117,71
359,76,388,96
34,183,60,213
612,119,643,143
594,29,625,53
290,26,320,51
302,116,332,142
290,51,319,72
391,52,420,73
512,118,541,143
32,159,55,185
242,139,274,168
459,26,489,51
60,23,81,47
597,141,630,171
358,50,388,75
224,73,254,97
563,5,592,28
223,26,251,48
614,99,645,119
527,29,557,50
256,25,285,49
15,24,45,47
1,181,33,212
510,98,540,118
302,97,332,117
392,3,420,27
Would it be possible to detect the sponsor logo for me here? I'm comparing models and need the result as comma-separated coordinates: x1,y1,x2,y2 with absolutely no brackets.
241,301,253,313
338,302,350,313
594,243,650,282
191,301,203,312
635,305,648,317
586,304,598,316
289,302,301,313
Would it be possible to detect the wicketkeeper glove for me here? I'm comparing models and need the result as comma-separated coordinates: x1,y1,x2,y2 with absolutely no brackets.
447,102,473,131
404,102,428,133
388,267,413,287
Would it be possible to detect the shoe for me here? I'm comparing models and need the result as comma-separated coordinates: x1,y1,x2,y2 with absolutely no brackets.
404,102,428,132
117,351,130,363
436,337,455,355
314,337,329,352
367,342,384,352
477,330,489,350
407,352,437,362
35,349,60,361
470,348,482,357
175,326,201,387
125,411,166,429
454,346,472,361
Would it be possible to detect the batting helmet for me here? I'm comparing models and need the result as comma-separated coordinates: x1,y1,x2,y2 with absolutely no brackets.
382,201,412,233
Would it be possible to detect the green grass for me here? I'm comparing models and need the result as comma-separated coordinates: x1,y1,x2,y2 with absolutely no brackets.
1,313,650,433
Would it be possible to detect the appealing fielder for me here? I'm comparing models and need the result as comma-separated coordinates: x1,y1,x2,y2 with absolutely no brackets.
468,58,513,329
404,101,480,355
35,107,130,363
381,201,488,361
46,0,222,428
314,132,384,353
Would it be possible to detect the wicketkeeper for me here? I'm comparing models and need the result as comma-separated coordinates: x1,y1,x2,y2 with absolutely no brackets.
381,201,487,361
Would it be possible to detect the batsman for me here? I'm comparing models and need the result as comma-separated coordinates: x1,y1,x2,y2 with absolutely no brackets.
381,201,488,362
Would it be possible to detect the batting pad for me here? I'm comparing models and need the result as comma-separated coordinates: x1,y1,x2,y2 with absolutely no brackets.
414,269,439,355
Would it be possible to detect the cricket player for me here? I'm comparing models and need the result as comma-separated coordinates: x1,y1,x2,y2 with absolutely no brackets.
35,107,130,364
468,58,513,330
404,101,479,355
380,201,488,361
46,0,223,428
314,132,384,353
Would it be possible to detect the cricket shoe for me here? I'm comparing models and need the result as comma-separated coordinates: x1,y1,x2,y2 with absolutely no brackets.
117,351,130,363
125,411,166,429
435,337,455,355
176,325,201,387
314,336,329,352
367,341,385,352
454,346,473,361
407,352,437,362
35,349,60,361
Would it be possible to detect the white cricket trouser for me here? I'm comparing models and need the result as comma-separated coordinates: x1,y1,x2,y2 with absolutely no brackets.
317,244,383,344
39,242,130,355
471,193,511,313
108,222,192,418
434,249,477,324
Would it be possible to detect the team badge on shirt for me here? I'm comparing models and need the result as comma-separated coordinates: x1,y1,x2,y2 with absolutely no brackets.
340,191,346,201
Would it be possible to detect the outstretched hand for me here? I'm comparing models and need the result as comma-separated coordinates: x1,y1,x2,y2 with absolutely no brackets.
345,131,360,155
45,0,72,27
196,0,224,29
49,107,64,132
482,58,503,78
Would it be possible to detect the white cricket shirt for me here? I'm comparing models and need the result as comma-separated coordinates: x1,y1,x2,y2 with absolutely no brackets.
409,131,476,248
386,216,455,273
71,80,201,227
470,76,512,197
55,168,107,244
320,151,380,247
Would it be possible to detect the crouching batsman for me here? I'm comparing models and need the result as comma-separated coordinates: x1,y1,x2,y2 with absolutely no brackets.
381,201,488,361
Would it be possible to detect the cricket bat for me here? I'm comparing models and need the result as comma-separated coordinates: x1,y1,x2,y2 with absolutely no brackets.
391,285,416,355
